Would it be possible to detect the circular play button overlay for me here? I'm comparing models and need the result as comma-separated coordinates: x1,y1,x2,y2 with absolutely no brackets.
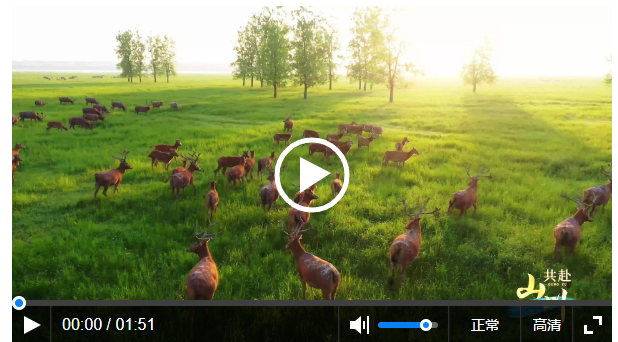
274,138,349,213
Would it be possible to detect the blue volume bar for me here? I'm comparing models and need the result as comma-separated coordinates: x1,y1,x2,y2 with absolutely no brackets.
378,322,421,329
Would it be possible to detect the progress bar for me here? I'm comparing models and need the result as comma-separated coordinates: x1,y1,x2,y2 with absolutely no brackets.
378,319,437,331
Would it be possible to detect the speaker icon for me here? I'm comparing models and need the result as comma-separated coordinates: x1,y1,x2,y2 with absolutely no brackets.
350,316,370,334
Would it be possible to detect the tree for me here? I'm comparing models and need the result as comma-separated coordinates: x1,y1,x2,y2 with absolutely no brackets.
605,55,612,86
259,7,291,98
291,7,328,99
461,40,497,93
323,22,339,90
147,35,163,83
380,27,414,103
115,30,133,82
161,35,176,83
232,27,249,86
346,7,382,91
131,29,146,82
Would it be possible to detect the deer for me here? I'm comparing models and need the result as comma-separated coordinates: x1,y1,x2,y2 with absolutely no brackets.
94,150,132,202
170,102,179,111
326,132,344,142
331,173,342,199
259,164,286,211
338,120,357,134
447,166,492,217
273,133,293,145
85,97,99,105
69,117,93,130
187,220,223,300
12,155,22,183
395,137,410,151
257,151,275,180
372,126,383,137
329,138,353,149
152,139,183,164
226,156,246,188
214,152,248,178
12,116,18,126
283,116,293,133
347,125,364,136
166,153,203,196
148,149,180,171
308,143,327,156
362,124,374,133
244,151,256,181
389,198,439,286
34,100,47,106
324,143,352,162
204,181,219,220
358,134,377,149
288,187,319,232
583,164,612,216
173,152,198,174
47,122,68,131
293,183,317,205
281,222,341,300
382,147,419,167
303,130,319,138
554,192,593,260
12,142,26,169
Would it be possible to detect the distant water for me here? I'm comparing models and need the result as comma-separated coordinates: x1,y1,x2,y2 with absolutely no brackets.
13,69,230,75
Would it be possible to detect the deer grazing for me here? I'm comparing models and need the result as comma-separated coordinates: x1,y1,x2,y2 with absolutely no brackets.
214,152,247,178
447,166,492,217
303,130,319,138
281,222,341,300
166,153,203,196
94,150,132,202
111,101,126,111
288,187,319,232
293,183,317,205
170,102,179,111
372,126,383,137
358,133,377,149
554,192,593,260
226,155,246,188
338,120,357,134
326,132,344,142
273,133,293,145
85,97,99,105
583,164,612,216
34,100,47,106
148,149,180,170
259,164,286,211
47,122,68,131
257,151,275,180
389,198,439,286
382,147,419,167
205,181,219,219
395,137,410,151
283,116,293,133
331,173,342,199
244,151,256,181
12,155,22,183
69,117,93,130
187,220,223,300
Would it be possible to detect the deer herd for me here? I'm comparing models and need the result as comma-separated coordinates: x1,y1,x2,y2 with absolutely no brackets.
12,95,612,301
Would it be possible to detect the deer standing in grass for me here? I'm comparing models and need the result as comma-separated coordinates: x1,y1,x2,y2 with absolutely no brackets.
12,143,26,169
166,153,203,196
281,222,341,300
148,150,180,170
288,187,319,232
244,151,256,181
338,120,357,134
382,147,419,167
257,151,275,180
326,132,344,142
331,173,342,199
583,164,612,216
358,134,377,149
554,192,593,260
283,116,293,133
259,164,286,211
293,183,317,205
395,137,409,151
447,166,492,217
205,181,219,220
389,198,439,286
173,152,198,174
226,156,246,188
214,152,247,178
187,220,223,300
94,150,132,202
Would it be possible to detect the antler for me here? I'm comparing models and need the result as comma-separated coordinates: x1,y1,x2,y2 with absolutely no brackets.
600,163,612,180
475,166,492,178
464,165,472,178
292,222,315,236
195,219,223,240
292,183,301,189
401,198,440,217
559,191,586,208
112,149,129,161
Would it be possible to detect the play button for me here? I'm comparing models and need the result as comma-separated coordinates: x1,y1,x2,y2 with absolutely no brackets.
24,316,40,334
299,157,330,191
275,138,349,213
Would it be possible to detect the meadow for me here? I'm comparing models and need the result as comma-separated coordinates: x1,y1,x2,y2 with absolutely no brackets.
12,73,612,300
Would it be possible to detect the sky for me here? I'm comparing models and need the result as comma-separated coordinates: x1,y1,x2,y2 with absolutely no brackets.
12,6,612,77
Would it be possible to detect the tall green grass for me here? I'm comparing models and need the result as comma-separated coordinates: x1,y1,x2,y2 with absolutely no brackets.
12,73,611,299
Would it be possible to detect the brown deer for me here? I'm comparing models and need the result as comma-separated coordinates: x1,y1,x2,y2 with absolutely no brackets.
331,173,342,199
281,222,341,300
293,183,317,205
329,138,353,149
303,130,319,138
338,120,357,134
152,139,182,164
308,143,327,156
187,220,223,300
382,147,419,167
94,150,132,202
259,164,286,211
12,142,25,169
395,137,410,151
85,97,99,105
358,134,377,149
204,181,219,220
347,125,364,136
46,122,68,131
148,150,180,170
273,133,293,145
167,153,203,196
257,151,275,180
111,101,126,111
583,164,612,216
170,102,179,111
173,152,198,174
214,152,248,178
362,124,374,133
34,100,47,106
326,132,344,142
372,126,383,137
447,166,492,217
283,116,293,133
389,198,439,286
151,101,164,108
226,156,246,188
288,188,319,232
12,155,22,183
324,143,352,162
554,192,593,260
12,116,18,126
69,117,93,130
244,151,256,181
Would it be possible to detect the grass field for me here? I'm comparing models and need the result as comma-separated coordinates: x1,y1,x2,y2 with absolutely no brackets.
12,73,612,300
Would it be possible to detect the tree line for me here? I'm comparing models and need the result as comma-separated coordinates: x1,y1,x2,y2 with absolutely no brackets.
115,30,177,83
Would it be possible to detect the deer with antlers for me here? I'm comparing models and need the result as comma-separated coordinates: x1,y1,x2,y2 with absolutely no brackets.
447,166,492,217
389,199,439,286
281,222,341,300
583,164,612,216
395,137,410,151
293,183,317,205
94,150,132,202
226,155,246,188
205,181,219,220
166,153,203,196
257,151,275,180
172,152,199,174
283,116,293,133
187,220,223,300
259,164,286,211
554,192,593,260
331,173,342,199
288,187,319,232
